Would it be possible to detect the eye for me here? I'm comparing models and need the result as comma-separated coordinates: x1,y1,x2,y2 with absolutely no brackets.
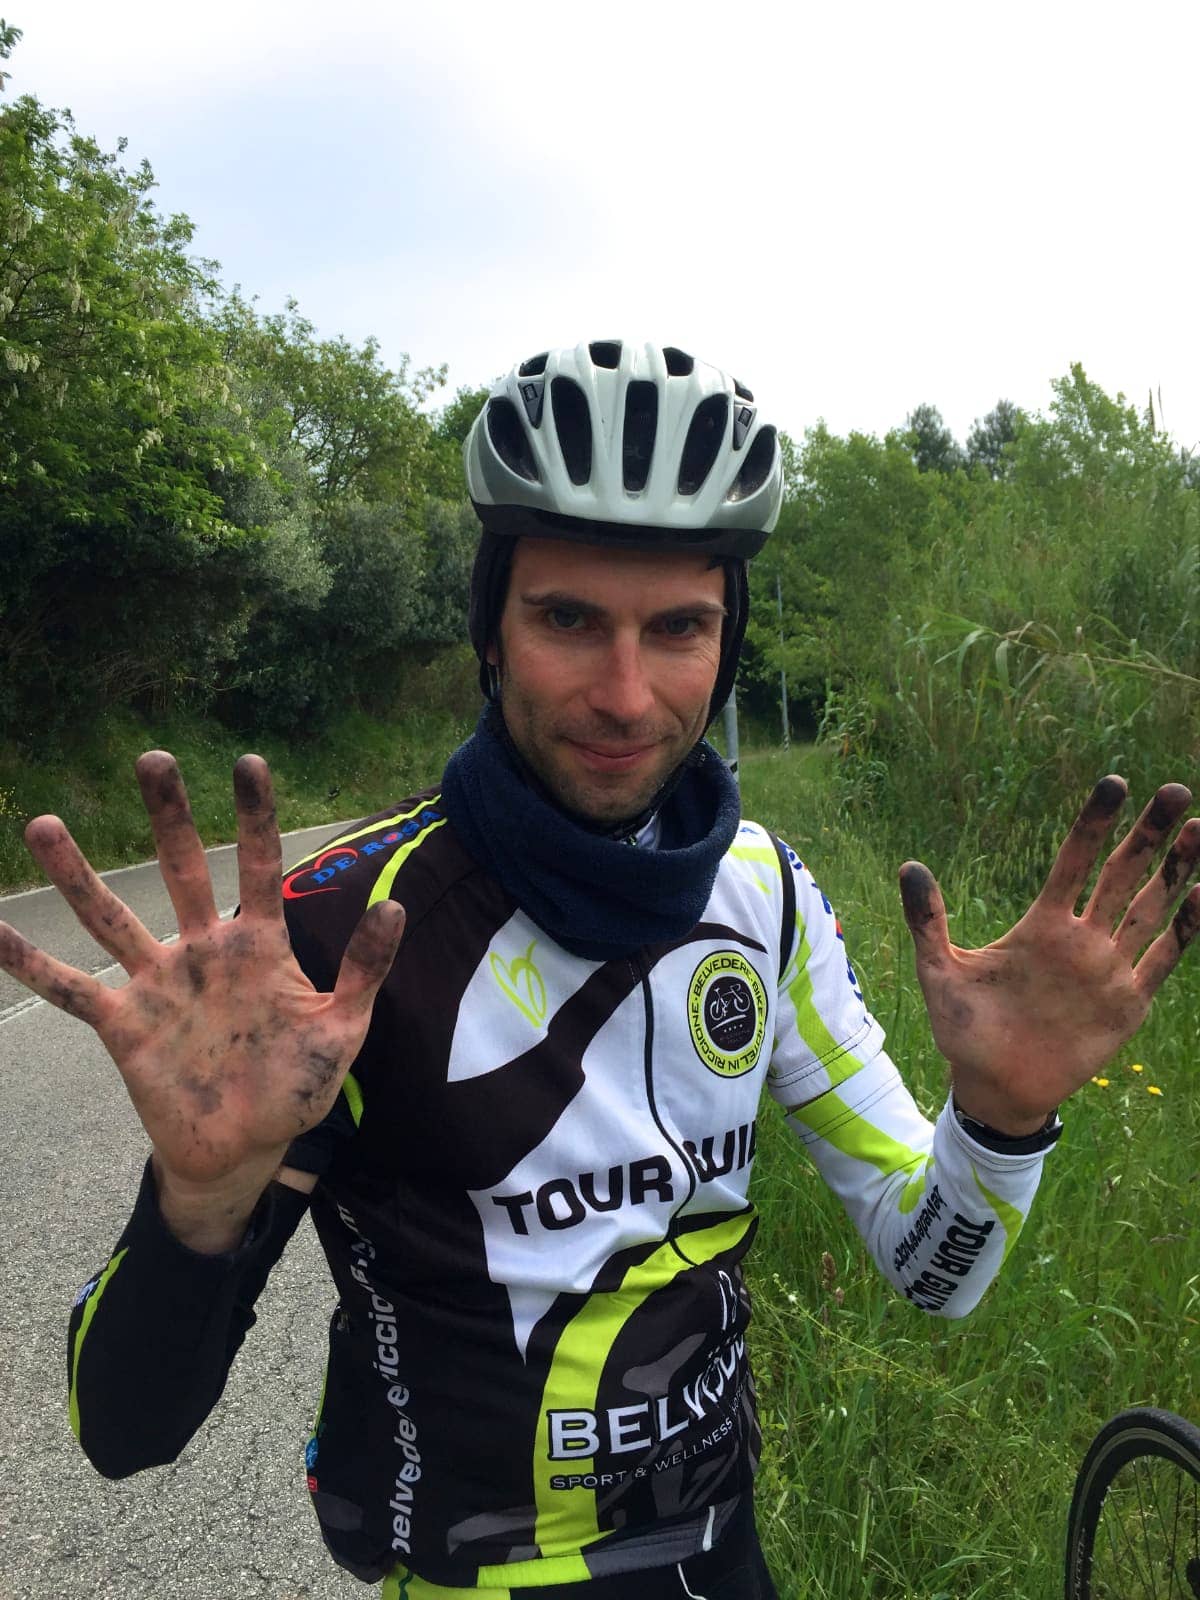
547,607,586,631
660,615,701,638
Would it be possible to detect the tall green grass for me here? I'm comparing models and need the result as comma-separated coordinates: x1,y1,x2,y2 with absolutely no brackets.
0,650,479,891
740,745,1200,1598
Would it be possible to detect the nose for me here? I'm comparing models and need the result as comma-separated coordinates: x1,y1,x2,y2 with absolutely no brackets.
586,630,656,725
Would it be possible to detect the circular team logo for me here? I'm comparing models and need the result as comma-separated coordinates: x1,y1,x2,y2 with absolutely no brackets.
688,952,767,1078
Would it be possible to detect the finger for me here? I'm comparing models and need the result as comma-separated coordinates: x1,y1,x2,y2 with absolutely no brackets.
899,861,952,972
136,751,219,935
233,755,284,923
331,901,406,1016
1133,884,1200,1000
1114,816,1200,961
0,922,112,1027
22,816,161,974
1084,783,1193,929
1038,775,1127,912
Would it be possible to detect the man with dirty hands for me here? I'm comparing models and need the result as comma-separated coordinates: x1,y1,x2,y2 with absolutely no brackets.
3,341,1198,1600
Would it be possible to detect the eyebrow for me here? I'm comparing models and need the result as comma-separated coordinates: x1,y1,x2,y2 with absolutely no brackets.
519,589,728,621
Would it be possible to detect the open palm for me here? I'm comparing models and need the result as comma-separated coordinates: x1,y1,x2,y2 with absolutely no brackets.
900,777,1200,1134
0,752,403,1213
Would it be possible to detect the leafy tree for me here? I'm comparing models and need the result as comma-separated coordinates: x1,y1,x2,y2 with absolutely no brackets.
905,403,964,474
966,399,1022,478
225,497,428,732
422,383,489,501
435,384,490,449
0,18,20,88
412,496,482,647
210,293,445,507
205,295,480,728
740,424,938,725
0,69,276,732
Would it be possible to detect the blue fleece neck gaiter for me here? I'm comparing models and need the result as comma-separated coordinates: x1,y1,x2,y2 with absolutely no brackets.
440,702,741,962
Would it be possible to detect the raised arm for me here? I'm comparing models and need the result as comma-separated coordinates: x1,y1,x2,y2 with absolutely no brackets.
0,752,402,1473
770,780,1198,1317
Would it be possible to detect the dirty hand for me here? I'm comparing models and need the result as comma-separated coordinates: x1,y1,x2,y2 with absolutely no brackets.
0,753,403,1244
899,777,1200,1135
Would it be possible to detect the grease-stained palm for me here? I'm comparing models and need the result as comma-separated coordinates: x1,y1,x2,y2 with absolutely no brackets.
0,753,404,1216
899,777,1200,1134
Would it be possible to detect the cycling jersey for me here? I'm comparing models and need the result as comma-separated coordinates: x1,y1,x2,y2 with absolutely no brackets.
67,794,1054,1592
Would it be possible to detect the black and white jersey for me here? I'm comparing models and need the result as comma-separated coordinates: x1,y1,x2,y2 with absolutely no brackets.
68,795,1053,1593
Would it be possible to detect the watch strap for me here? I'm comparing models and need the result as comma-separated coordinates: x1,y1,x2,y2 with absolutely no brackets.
951,1097,1063,1155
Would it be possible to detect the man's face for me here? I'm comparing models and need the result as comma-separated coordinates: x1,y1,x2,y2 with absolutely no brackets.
489,538,727,827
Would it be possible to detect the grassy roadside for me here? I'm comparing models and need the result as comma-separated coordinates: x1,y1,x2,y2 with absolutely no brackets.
0,666,478,893
738,745,1200,1599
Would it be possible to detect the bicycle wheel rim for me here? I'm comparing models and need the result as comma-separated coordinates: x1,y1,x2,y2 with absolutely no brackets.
1066,1407,1200,1600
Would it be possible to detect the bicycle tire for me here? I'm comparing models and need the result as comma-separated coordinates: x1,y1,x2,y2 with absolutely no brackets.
1065,1406,1200,1599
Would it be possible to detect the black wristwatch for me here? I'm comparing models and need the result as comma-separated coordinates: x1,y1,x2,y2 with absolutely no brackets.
951,1097,1063,1155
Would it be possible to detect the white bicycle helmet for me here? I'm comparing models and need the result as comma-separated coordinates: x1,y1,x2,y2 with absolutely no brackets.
464,339,783,553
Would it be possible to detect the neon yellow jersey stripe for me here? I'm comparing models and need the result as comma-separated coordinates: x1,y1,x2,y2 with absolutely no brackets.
728,842,779,896
973,1169,1026,1262
787,1090,932,1214
785,921,866,1092
384,1571,512,1599
478,1553,587,1588
368,800,447,909
283,796,443,875
341,1071,364,1128
524,1210,753,1565
69,1248,129,1439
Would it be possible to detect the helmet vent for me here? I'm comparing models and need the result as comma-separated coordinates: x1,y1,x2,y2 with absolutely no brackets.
486,398,539,482
518,352,549,377
551,377,593,486
588,340,622,369
727,425,777,501
622,380,658,492
663,346,694,377
677,394,730,495
733,379,754,401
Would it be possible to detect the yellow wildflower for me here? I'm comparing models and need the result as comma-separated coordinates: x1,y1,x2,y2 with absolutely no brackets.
1129,1063,1144,1073
1091,1077,1110,1088
1147,1085,1163,1097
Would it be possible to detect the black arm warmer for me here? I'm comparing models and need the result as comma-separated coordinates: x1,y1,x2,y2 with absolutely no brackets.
66,1161,310,1478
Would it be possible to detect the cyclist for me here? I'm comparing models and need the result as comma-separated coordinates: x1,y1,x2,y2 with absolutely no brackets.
3,341,1198,1599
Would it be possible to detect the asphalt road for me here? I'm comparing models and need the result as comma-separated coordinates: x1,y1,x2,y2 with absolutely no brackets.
0,823,370,1600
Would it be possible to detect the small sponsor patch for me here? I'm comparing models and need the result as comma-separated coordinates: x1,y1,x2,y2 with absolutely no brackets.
687,952,767,1078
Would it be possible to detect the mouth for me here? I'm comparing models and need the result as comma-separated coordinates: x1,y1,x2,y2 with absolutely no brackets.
568,741,659,774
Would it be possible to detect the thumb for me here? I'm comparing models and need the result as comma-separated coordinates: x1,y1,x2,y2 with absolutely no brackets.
899,861,952,973
332,900,406,1015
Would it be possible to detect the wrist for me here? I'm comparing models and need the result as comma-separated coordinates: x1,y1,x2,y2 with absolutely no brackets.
948,1085,1053,1139
151,1151,283,1255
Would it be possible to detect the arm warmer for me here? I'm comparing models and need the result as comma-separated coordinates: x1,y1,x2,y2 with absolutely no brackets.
766,839,1056,1318
66,1160,309,1477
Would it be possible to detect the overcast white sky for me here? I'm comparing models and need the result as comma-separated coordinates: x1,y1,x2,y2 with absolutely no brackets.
10,0,1200,453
